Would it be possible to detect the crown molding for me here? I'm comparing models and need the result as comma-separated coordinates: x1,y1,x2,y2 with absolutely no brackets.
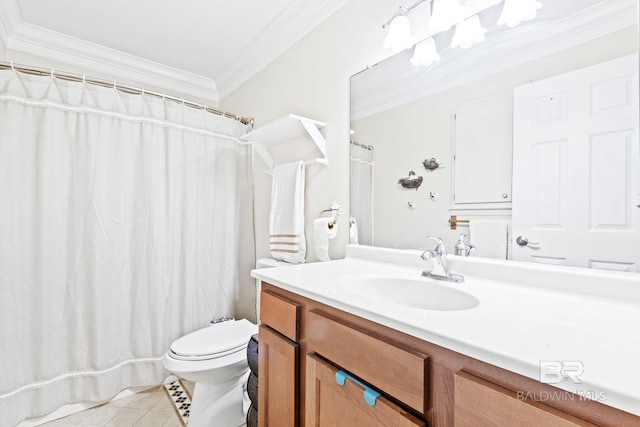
351,0,637,121
1,0,348,103
5,22,219,102
215,0,349,99
0,0,218,102
0,0,21,47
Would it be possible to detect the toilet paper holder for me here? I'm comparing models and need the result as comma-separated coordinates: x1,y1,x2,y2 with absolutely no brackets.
318,201,342,229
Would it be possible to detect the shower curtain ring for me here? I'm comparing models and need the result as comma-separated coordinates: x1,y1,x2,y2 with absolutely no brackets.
50,69,55,79
10,61,15,72
82,75,86,85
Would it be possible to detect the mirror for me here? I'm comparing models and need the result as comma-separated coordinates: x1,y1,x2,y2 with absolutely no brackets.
349,0,639,270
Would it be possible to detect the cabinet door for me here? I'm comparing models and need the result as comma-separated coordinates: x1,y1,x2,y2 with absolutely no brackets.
455,371,597,427
259,325,299,427
305,354,425,427
453,92,513,207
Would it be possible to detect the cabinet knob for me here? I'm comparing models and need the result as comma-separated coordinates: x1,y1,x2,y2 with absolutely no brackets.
502,193,508,199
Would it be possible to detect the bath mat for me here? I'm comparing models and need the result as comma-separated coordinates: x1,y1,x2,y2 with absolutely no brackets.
163,379,192,426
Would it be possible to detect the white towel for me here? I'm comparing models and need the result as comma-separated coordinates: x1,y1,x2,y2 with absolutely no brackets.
314,217,338,261
469,219,510,260
269,161,306,263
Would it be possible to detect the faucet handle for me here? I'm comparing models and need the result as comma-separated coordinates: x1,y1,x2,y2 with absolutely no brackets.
426,236,447,255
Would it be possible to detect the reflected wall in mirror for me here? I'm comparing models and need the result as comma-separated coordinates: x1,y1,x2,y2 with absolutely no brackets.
349,0,639,271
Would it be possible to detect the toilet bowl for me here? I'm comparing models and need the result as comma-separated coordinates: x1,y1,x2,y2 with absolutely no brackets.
163,318,258,427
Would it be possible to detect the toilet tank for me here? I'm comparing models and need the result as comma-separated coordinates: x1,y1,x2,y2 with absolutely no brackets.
255,258,294,323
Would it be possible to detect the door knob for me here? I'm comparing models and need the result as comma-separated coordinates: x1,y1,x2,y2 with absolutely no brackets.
516,236,539,247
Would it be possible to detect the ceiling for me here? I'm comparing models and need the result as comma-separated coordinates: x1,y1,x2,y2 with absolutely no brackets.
0,0,348,102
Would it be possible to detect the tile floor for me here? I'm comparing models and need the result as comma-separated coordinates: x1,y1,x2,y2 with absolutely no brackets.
38,382,194,427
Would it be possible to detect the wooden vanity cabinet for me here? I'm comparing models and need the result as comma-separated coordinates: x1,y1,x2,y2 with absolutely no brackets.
258,291,300,427
259,282,640,427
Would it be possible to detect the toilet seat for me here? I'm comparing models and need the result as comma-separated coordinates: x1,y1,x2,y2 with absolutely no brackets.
169,319,255,362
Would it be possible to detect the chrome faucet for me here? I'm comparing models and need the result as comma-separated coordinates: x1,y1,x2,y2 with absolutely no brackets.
420,236,465,283
453,234,476,257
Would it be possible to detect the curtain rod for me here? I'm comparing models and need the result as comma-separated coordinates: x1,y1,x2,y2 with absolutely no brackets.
350,140,374,151
0,61,254,127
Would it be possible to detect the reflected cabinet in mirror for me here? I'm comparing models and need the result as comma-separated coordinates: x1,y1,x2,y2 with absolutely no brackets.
349,0,639,272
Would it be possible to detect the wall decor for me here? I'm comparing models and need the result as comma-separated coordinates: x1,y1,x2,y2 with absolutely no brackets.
398,170,423,189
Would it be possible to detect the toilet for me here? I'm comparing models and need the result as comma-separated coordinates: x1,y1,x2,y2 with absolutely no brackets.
163,318,258,427
164,259,292,426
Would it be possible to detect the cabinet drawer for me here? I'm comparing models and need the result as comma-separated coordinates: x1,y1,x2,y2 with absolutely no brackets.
455,371,597,426
305,353,425,426
260,289,300,341
306,310,428,414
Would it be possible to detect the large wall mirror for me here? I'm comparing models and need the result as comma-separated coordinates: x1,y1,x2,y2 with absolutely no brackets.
350,0,639,271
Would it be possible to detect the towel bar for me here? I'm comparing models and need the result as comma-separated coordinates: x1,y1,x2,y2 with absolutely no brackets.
449,215,469,230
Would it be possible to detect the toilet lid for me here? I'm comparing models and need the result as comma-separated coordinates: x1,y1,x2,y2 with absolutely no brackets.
170,319,257,361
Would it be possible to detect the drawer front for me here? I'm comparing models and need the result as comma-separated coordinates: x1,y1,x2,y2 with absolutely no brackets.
305,353,425,427
306,310,428,414
260,289,300,342
455,371,597,427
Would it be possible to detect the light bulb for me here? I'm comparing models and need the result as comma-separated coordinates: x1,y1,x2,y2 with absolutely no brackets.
451,15,486,49
411,37,440,67
383,15,414,52
498,0,543,28
430,0,464,33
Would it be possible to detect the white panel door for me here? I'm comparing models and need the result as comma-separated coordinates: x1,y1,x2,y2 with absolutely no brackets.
512,54,639,272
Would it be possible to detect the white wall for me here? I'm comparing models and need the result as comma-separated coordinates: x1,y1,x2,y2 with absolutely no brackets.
352,27,638,251
220,0,407,262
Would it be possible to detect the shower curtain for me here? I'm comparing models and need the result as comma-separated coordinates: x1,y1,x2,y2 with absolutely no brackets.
0,69,255,425
349,143,373,245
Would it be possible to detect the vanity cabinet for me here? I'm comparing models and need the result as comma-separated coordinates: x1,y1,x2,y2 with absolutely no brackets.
259,282,640,427
258,291,300,427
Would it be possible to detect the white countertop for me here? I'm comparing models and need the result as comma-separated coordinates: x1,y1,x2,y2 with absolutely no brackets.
251,245,640,416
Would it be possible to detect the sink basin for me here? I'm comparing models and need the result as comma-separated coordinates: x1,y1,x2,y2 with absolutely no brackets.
340,276,479,311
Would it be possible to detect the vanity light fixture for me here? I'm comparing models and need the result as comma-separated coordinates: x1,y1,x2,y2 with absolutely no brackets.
383,9,415,52
497,0,542,27
451,14,486,49
430,0,464,33
382,0,542,66
411,37,440,66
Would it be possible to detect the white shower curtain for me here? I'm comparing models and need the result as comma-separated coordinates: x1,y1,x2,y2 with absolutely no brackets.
350,143,373,245
0,70,255,425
